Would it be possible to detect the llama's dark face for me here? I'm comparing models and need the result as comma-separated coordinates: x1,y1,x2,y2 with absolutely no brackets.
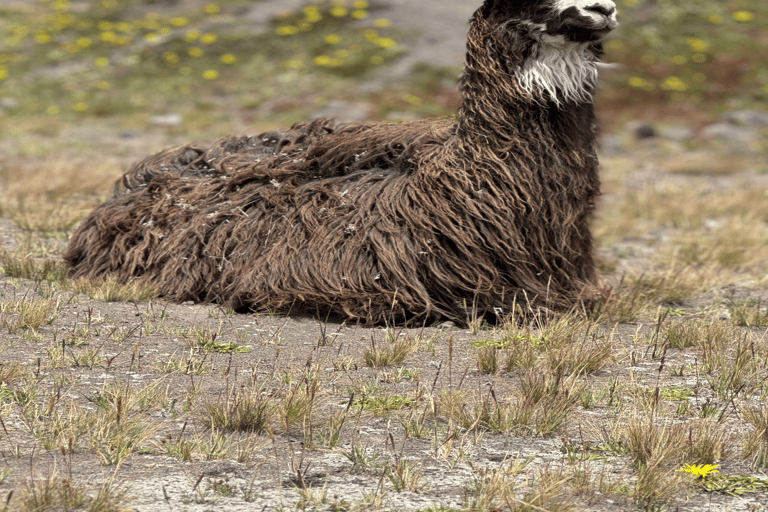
487,0,619,43
546,0,619,42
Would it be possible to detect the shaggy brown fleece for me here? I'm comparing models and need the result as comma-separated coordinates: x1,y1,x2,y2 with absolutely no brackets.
65,0,609,325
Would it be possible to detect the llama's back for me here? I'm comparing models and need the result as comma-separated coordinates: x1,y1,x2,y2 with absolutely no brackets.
64,116,456,321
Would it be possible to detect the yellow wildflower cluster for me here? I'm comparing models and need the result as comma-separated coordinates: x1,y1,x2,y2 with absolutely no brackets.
0,0,235,115
272,0,398,73
679,464,719,478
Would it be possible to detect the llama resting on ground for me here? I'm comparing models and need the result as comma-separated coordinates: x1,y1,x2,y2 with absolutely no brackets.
65,0,619,325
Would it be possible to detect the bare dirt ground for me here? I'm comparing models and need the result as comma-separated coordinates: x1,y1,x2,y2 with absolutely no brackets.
2,1,768,511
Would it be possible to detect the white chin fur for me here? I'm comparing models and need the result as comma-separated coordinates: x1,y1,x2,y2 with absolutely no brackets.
516,35,598,107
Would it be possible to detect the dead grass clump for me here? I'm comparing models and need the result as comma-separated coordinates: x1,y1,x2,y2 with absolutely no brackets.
85,381,165,466
462,458,527,511
632,456,689,510
664,319,735,361
676,229,766,270
14,474,131,512
729,299,768,327
742,405,768,467
484,314,611,376
363,330,419,367
0,296,61,333
67,278,158,303
463,462,572,512
0,251,69,283
200,382,276,434
280,368,323,429
595,266,703,323
684,420,735,464
441,369,580,436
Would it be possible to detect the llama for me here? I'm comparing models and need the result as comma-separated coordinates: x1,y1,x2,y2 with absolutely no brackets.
64,0,619,325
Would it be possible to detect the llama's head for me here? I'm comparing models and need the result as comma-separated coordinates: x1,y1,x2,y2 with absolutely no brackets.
470,0,619,106
482,0,618,42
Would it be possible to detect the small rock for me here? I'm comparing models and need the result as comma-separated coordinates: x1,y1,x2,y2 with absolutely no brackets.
626,120,656,139
149,113,182,126
439,320,456,328
181,300,195,306
0,97,20,109
724,109,768,127
660,126,694,140
700,123,758,142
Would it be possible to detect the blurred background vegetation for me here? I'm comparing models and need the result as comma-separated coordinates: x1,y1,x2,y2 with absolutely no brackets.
0,0,766,153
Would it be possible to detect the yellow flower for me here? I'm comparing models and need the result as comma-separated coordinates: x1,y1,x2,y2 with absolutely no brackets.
46,105,60,115
204,3,221,15
188,47,204,57
0,66,7,80
184,30,200,42
680,464,719,478
171,17,189,27
692,53,707,64
303,6,322,23
373,18,391,28
733,10,754,22
276,25,299,36
353,0,369,8
35,33,52,44
363,29,378,41
95,57,110,67
671,55,686,65
203,69,219,80
325,34,341,44
707,14,723,25
628,76,649,88
163,51,179,63
402,94,421,105
144,32,160,43
285,59,304,69
220,53,237,64
100,31,117,42
98,21,114,31
351,10,368,19
375,37,396,49
76,37,92,48
662,76,688,91
200,33,217,44
686,38,708,52
330,7,348,17
97,80,111,90
314,55,332,66
72,102,88,112
370,55,383,65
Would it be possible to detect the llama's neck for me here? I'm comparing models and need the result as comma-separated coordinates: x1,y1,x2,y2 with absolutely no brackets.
455,13,599,157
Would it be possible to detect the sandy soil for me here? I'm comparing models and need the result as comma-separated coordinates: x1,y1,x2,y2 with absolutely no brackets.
2,1,768,511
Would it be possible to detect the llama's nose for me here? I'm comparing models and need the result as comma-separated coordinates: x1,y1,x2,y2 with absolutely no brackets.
584,1,616,18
